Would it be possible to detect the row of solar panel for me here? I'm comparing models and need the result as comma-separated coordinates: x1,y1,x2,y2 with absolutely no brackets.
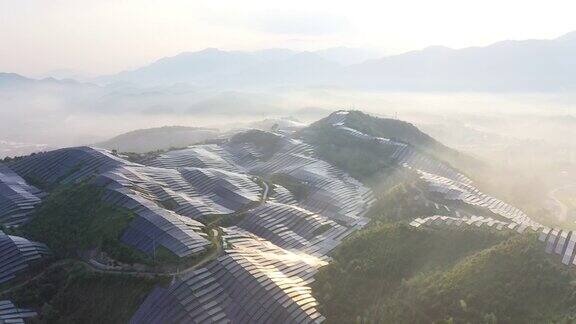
0,300,37,324
327,113,529,225
5,146,264,257
0,164,43,226
128,132,380,322
130,228,325,324
0,231,50,285
147,135,374,227
100,186,211,257
416,170,535,226
237,202,344,250
8,146,134,185
97,165,261,220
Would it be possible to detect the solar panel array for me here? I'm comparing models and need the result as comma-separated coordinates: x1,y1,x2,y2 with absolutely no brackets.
100,186,211,257
415,170,535,225
3,124,374,322
0,164,44,226
410,215,513,231
270,184,297,205
7,146,263,257
0,231,50,285
0,300,37,324
8,146,134,185
96,165,261,221
249,139,374,225
236,202,345,251
2,113,557,322
94,165,261,256
130,228,325,324
130,130,375,323
149,136,375,227
149,145,240,172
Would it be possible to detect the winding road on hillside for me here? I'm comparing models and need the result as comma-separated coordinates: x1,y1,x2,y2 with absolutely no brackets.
261,181,270,203
84,179,271,278
3,178,273,293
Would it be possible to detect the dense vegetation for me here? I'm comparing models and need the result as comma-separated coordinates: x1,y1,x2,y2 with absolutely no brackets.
313,224,576,323
16,183,150,264
300,110,481,181
229,129,283,160
382,235,576,323
366,181,446,223
2,261,167,324
300,121,397,181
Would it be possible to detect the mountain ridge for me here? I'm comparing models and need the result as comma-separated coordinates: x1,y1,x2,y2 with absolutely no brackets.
4,31,576,91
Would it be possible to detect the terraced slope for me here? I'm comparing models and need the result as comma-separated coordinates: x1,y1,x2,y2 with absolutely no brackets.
299,111,576,323
131,228,326,324
94,165,261,255
7,147,262,258
0,125,374,323
3,110,563,323
236,202,344,251
126,129,374,323
306,111,532,226
149,131,374,226
8,146,132,187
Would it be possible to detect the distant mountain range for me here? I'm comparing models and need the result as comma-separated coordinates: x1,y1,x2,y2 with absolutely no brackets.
342,31,576,91
4,31,576,91
96,47,380,88
93,32,576,91
0,72,94,90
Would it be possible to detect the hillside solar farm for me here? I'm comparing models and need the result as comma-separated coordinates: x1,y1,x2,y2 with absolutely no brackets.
0,110,575,323
6,3,576,321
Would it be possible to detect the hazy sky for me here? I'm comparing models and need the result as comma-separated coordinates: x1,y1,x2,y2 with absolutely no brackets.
2,0,576,76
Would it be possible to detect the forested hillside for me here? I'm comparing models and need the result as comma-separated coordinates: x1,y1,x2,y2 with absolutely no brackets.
313,224,576,323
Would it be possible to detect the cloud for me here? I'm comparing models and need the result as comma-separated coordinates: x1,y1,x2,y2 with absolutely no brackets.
252,11,349,36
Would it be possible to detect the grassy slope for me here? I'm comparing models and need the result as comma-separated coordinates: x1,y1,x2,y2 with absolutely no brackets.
17,182,151,264
313,224,576,323
382,235,576,323
2,261,167,324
